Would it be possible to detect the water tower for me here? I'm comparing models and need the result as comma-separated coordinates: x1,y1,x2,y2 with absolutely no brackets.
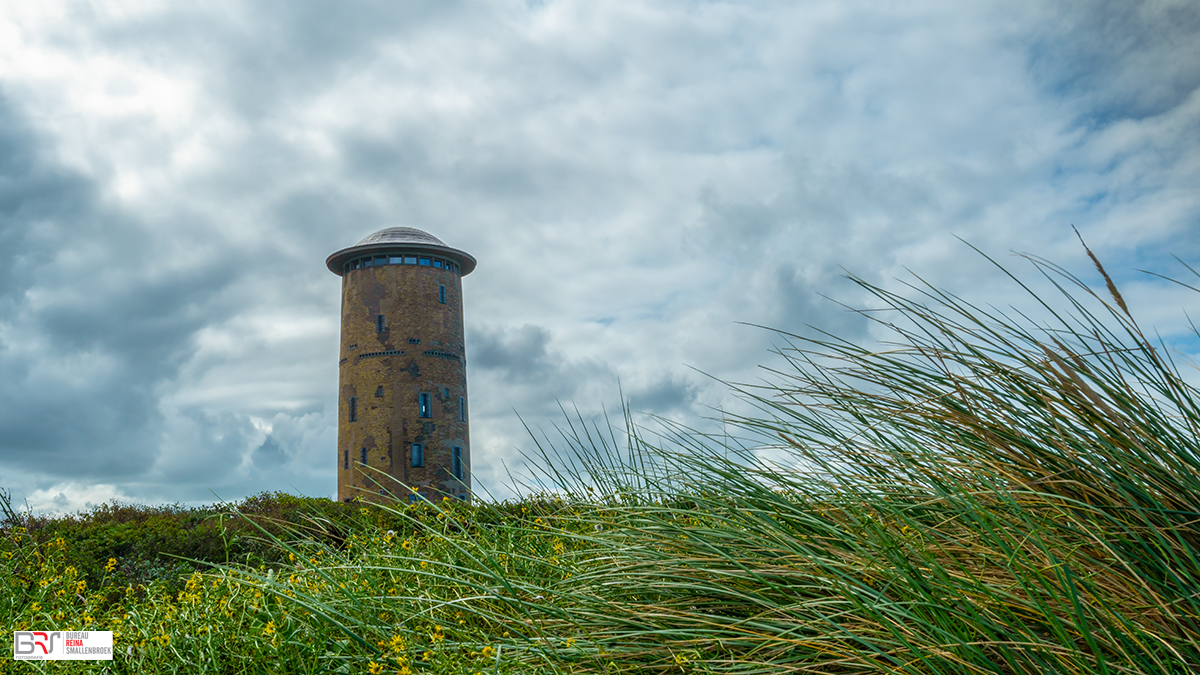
326,227,476,503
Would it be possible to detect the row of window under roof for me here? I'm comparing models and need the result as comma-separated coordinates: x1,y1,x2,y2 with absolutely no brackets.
343,253,461,274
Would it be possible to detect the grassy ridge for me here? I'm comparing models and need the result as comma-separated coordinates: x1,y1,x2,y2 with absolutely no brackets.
4,248,1200,673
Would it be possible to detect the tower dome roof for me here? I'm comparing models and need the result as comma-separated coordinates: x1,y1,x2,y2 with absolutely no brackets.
356,227,447,247
326,226,476,276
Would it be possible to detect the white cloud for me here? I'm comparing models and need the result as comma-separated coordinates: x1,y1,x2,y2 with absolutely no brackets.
23,482,141,517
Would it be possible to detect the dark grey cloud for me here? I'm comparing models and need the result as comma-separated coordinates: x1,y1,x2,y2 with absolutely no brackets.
1027,0,1200,125
0,91,160,475
470,323,614,397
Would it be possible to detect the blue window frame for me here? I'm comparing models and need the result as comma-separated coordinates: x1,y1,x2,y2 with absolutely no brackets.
419,257,431,266
459,396,465,421
349,396,357,422
419,393,431,418
411,443,424,467
343,449,349,469
452,446,463,480
360,447,367,464
376,314,385,332
438,285,446,304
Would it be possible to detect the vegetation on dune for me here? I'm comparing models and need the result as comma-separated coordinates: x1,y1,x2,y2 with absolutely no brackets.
3,246,1200,674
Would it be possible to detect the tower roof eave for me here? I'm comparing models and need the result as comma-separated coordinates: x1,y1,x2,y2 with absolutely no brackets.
326,228,477,276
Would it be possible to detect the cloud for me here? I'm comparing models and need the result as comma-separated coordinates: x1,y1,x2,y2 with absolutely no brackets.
22,482,141,518
0,0,1196,510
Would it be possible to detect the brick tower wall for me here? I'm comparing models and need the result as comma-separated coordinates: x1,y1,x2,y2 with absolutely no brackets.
336,262,469,503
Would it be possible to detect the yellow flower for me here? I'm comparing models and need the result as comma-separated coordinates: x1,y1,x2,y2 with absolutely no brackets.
105,558,118,572
368,662,384,675
263,621,276,636
401,539,413,551
481,646,496,659
30,603,41,612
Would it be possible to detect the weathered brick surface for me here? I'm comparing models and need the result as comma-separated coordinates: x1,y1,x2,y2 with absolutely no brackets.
336,263,470,504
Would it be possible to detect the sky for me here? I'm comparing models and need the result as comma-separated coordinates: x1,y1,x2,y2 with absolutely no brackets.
0,0,1197,514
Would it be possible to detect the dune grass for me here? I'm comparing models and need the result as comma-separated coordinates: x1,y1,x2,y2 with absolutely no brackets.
4,246,1200,674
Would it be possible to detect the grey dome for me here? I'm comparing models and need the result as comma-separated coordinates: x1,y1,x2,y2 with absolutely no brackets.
356,227,447,248
327,226,476,276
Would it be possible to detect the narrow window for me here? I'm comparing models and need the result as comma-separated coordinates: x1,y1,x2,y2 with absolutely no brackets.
419,393,431,418
459,396,465,421
349,396,357,422
434,259,443,268
360,447,367,465
443,388,450,399
376,315,385,333
419,257,431,266
452,446,464,480
362,258,372,268
343,449,349,469
411,443,424,467
375,386,384,397
353,259,361,270
438,285,446,304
